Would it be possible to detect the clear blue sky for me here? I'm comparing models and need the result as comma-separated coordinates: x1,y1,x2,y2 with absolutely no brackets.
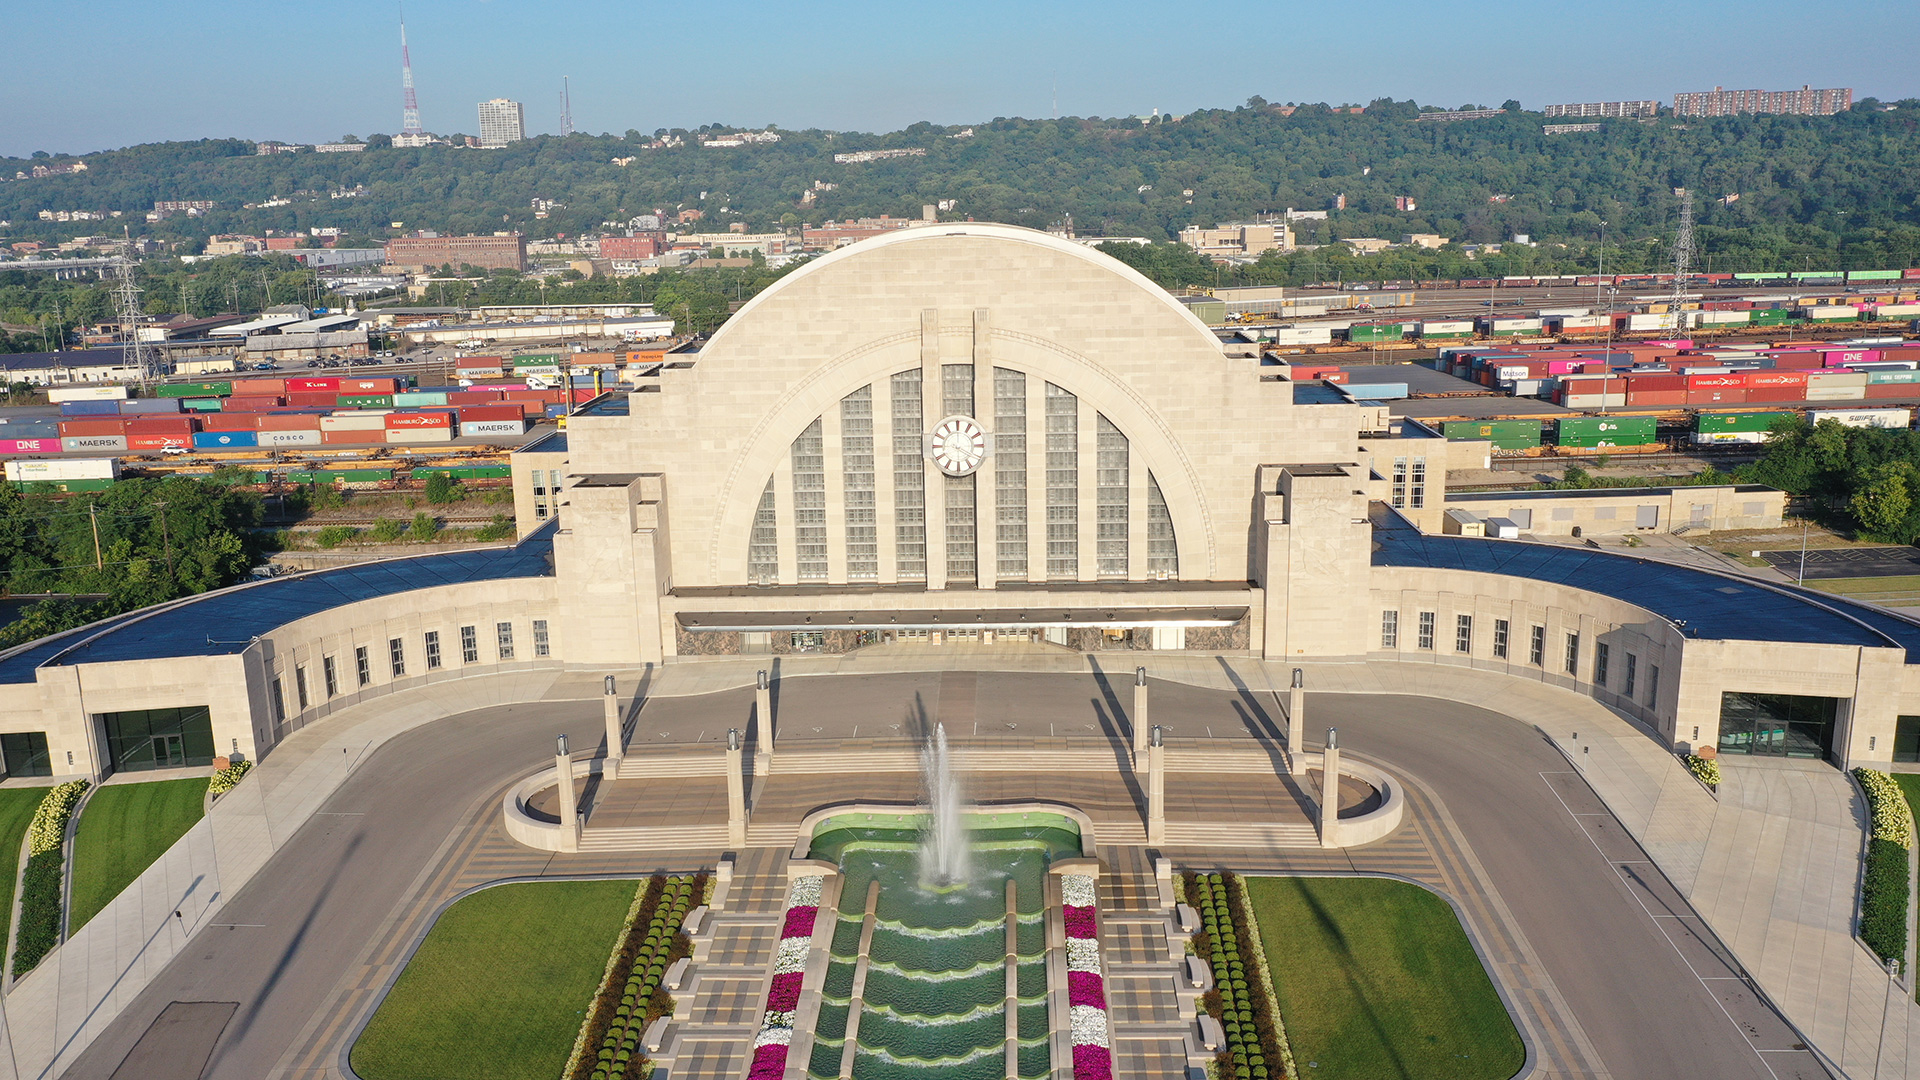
3,0,1918,158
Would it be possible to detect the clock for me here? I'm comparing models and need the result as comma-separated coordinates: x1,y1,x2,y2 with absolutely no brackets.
929,415,988,476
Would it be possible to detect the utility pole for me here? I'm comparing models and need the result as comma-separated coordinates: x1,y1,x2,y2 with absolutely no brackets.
89,504,103,570
155,500,173,578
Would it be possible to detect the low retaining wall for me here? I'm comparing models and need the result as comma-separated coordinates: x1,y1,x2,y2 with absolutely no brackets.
1295,750,1406,847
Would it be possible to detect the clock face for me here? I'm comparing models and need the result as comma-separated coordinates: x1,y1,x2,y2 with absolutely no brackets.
930,415,988,476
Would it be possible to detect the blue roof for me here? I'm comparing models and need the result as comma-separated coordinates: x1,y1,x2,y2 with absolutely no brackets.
1373,532,1907,652
0,524,554,681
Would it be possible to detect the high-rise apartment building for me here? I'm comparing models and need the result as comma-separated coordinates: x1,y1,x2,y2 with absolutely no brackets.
1543,100,1659,118
1670,86,1852,117
477,98,525,147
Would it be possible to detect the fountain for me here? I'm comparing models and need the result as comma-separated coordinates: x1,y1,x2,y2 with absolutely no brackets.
918,723,971,888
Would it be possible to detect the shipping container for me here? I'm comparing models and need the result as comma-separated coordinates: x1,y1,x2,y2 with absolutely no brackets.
255,414,323,431
1798,306,1861,322
0,438,62,454
258,430,322,447
60,435,128,453
1271,327,1334,346
287,377,340,393
1695,411,1793,435
127,434,191,451
337,394,395,408
59,400,122,417
337,378,398,394
319,414,389,431
392,391,451,407
384,412,453,429
1849,270,1904,282
192,430,260,449
118,398,182,415
58,418,128,437
455,405,525,423
4,457,120,482
1441,419,1543,449
180,397,223,412
459,420,528,437
1824,349,1883,366
1558,416,1658,447
220,395,283,412
1867,370,1920,384
157,381,233,398
199,414,260,432
231,378,285,395
123,416,196,435
1809,409,1912,429
386,426,453,444
46,385,129,403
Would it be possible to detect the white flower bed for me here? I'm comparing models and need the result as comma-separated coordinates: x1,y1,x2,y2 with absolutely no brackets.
762,1010,795,1028
753,1025,793,1048
773,936,813,975
1061,874,1096,907
26,779,88,856
1066,938,1101,972
1069,1004,1110,1045
788,875,823,906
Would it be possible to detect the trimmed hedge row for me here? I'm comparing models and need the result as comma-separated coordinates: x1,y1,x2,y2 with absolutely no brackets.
1855,768,1913,967
13,779,89,977
563,872,705,1080
1184,871,1289,1080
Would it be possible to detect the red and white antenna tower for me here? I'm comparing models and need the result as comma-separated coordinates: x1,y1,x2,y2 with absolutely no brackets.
400,4,423,135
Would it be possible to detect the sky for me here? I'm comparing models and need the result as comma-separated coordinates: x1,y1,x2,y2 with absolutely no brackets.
3,0,1919,158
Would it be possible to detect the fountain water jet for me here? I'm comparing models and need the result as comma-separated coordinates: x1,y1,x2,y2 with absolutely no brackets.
918,722,971,887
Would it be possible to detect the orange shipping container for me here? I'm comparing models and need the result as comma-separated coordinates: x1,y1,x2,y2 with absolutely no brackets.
384,411,453,429
338,378,398,393
199,414,261,431
123,416,197,435
321,428,384,445
57,418,128,436
256,413,324,431
231,378,285,395
127,434,192,450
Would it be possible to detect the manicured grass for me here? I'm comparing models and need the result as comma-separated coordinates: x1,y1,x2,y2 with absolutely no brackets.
1245,876,1524,1080
1804,574,1920,603
67,777,208,933
0,788,45,953
352,880,635,1080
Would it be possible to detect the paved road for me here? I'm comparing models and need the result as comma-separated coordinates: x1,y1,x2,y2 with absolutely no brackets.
58,701,606,1080
56,677,1820,1080
1312,692,1822,1080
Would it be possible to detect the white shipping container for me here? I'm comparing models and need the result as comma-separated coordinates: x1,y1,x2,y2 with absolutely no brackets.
1422,320,1475,334
1873,304,1920,318
1537,307,1593,317
386,427,454,444
1489,318,1544,330
1805,387,1866,401
47,386,129,403
319,414,389,431
5,457,121,481
1696,311,1752,325
1809,409,1911,429
1271,327,1333,345
1691,431,1768,445
1550,315,1610,329
259,430,322,446
59,436,129,453
1562,393,1627,408
459,421,527,437
1798,306,1860,320
1627,314,1676,331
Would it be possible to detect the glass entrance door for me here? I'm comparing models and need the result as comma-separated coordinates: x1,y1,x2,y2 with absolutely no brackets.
152,734,185,768
1717,692,1839,761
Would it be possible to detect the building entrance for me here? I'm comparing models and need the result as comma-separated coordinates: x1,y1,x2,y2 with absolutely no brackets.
1716,692,1839,761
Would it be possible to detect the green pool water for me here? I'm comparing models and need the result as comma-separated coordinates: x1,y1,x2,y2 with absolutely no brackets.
803,819,1078,1080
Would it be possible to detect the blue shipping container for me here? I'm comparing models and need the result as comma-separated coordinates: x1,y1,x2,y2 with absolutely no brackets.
1342,383,1410,400
192,431,259,449
119,398,182,414
60,400,121,416
544,404,569,418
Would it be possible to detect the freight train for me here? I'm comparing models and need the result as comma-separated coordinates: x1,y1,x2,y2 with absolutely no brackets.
1428,408,1914,455
1324,268,1920,291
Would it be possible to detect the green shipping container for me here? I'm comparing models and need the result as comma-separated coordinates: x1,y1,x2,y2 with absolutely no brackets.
512,354,561,367
1695,411,1793,434
1347,324,1407,343
1442,419,1542,449
1791,270,1842,281
1868,371,1920,384
181,398,223,412
158,381,233,398
337,394,395,408
393,391,450,406
1849,269,1903,282
1558,416,1657,447
1750,310,1794,324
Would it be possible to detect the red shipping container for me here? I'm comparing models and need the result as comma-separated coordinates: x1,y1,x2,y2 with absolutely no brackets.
231,378,285,395
1748,371,1809,387
339,378,398,393
287,392,339,408
1687,373,1748,389
1904,268,1920,280
127,434,192,450
1744,385,1807,403
1866,383,1917,400
199,414,261,431
456,405,524,423
1687,388,1749,405
321,428,382,445
1626,374,1687,390
384,412,453,429
447,390,505,404
256,413,323,431
223,395,284,411
58,418,128,436
1625,389,1689,406
286,377,340,392
1319,372,1350,384
123,416,196,435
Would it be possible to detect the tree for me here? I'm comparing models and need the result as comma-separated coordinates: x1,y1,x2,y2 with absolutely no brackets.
408,512,438,541
1851,464,1913,539
423,472,465,504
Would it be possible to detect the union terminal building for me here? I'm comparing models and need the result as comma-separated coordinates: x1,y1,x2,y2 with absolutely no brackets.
5,223,1920,779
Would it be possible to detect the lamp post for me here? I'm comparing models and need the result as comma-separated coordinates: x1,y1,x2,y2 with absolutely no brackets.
1288,668,1306,776
725,728,746,846
1319,728,1341,849
553,734,579,852
1132,667,1149,759
602,675,623,777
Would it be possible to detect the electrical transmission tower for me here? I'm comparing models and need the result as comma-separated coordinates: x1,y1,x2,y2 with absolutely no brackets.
1667,187,1694,332
400,4,423,135
113,258,159,383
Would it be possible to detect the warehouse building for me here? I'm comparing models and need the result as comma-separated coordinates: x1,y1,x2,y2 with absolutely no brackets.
385,233,528,272
4,224,1920,788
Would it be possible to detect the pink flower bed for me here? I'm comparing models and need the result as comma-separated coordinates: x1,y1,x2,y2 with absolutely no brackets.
1068,970,1106,1009
748,1043,788,1080
766,972,804,1012
1072,1043,1113,1080
1063,905,1096,939
781,905,818,939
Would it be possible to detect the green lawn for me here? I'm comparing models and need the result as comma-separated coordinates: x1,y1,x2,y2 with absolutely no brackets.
352,880,635,1080
1889,773,1920,1002
0,788,46,952
67,777,208,933
1245,875,1524,1080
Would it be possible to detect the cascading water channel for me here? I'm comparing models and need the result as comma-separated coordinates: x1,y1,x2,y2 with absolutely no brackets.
799,729,1077,1079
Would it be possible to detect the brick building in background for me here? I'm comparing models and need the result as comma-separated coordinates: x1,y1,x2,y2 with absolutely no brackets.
385,233,528,271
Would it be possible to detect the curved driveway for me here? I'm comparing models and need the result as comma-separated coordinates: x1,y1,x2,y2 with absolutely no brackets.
56,678,1820,1080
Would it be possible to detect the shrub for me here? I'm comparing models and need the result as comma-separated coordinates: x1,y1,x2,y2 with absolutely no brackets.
1854,768,1915,966
315,525,358,548
408,512,439,542
27,779,88,855
474,514,515,542
369,518,404,543
1683,754,1720,789
14,779,90,976
425,472,466,505
208,759,254,796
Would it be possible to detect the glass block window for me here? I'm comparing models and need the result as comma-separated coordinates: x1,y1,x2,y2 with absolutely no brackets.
1492,619,1509,659
891,370,926,581
946,474,976,582
993,368,1027,580
1455,614,1472,653
841,386,878,580
748,478,778,584
355,646,370,687
497,621,516,660
425,630,442,670
942,363,974,416
1096,414,1128,578
1381,610,1398,648
1417,611,1435,650
1044,382,1078,578
323,655,338,698
460,625,478,664
533,619,550,658
792,418,827,580
1147,474,1177,577
388,637,405,677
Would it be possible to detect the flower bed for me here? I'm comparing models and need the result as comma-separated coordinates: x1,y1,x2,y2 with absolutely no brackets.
207,760,253,796
13,779,89,977
1854,768,1913,967
562,872,705,1080
749,875,822,1080
1185,870,1294,1080
1062,873,1111,1080
1682,754,1720,790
